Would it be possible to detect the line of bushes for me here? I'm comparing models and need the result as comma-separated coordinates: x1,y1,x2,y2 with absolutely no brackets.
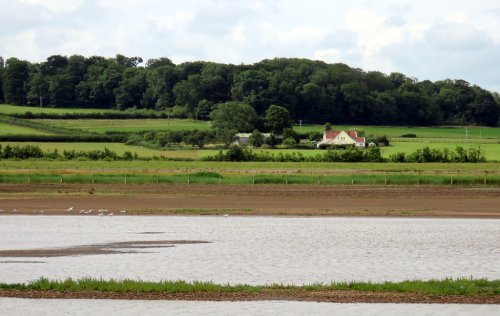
390,146,486,163
0,144,137,160
204,145,487,163
204,145,384,162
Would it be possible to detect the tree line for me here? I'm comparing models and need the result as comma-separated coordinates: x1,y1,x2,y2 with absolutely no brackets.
0,55,499,126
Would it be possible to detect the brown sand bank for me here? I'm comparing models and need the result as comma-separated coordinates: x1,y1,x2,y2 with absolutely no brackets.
1,184,499,218
0,289,498,304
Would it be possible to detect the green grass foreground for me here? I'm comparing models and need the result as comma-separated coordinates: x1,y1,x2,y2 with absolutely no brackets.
1,172,500,186
0,278,498,296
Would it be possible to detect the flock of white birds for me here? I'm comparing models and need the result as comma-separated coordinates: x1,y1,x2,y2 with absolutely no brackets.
0,207,127,215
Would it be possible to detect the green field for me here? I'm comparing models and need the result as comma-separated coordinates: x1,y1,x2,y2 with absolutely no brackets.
0,122,50,135
295,124,500,139
0,104,119,115
34,119,211,133
0,158,499,174
0,142,192,158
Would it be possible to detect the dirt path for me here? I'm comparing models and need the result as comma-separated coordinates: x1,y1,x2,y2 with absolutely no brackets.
1,184,500,217
0,289,498,304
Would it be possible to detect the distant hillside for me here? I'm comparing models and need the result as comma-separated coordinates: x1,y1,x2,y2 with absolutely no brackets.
0,55,499,126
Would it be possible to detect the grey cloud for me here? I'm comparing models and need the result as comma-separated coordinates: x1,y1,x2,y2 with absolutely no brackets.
320,29,357,49
374,24,500,92
426,22,492,51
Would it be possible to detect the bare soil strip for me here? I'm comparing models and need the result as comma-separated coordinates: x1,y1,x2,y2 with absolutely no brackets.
0,240,209,258
1,184,500,218
0,289,498,304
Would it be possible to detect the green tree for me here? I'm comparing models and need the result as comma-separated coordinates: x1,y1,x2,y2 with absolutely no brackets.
324,122,332,131
3,58,29,104
115,68,147,110
248,129,264,147
0,56,4,102
264,105,292,134
282,128,300,143
209,101,258,132
183,130,213,148
216,129,237,147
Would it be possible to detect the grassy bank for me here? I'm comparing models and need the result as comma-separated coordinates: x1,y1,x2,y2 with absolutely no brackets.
0,277,498,296
0,171,499,186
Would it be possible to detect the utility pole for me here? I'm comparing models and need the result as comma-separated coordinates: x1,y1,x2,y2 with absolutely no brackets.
465,127,469,154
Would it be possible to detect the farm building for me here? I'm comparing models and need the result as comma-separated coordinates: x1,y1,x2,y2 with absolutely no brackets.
316,130,366,148
234,133,273,145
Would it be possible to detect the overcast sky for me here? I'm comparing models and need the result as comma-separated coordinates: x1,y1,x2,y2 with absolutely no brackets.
1,0,499,92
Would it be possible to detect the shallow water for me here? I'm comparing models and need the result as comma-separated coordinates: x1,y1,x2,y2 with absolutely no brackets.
0,216,498,284
0,298,498,316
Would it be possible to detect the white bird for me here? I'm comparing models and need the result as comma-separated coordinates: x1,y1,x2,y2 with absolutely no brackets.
120,210,126,213
12,209,18,212
107,213,114,216
98,213,104,216
66,207,74,212
222,214,229,217
0,209,4,212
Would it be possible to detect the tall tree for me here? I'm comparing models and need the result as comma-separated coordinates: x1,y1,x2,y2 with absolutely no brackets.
209,101,258,132
264,104,291,134
0,56,4,102
3,58,29,105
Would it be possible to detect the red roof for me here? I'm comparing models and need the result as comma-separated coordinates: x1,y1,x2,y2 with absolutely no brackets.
347,131,358,139
324,131,340,139
325,130,360,141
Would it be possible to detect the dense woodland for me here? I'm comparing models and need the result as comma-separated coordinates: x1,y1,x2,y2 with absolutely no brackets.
0,54,499,126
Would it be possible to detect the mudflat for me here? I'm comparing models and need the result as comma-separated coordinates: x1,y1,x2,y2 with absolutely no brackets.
1,184,499,218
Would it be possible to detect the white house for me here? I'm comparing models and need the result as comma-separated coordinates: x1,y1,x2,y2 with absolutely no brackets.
316,130,365,148
234,133,274,145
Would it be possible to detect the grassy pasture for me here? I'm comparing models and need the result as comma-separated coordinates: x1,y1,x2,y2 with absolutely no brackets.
34,118,211,133
1,171,499,185
0,122,50,135
294,124,500,139
0,104,119,115
0,159,499,174
0,142,191,158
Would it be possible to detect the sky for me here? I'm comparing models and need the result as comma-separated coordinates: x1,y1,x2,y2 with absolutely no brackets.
1,0,499,92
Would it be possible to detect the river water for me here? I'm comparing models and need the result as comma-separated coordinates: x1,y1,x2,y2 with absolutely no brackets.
1,298,498,316
0,216,498,284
